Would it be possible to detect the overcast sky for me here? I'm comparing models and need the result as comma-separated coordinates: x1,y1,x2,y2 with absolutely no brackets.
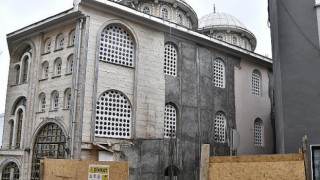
0,0,271,113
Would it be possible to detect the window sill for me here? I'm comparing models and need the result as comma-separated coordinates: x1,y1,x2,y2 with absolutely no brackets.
11,82,28,87
62,108,71,111
65,72,72,76
67,44,75,48
41,52,51,56
52,75,61,79
36,111,45,114
39,78,48,82
54,48,63,52
49,109,59,112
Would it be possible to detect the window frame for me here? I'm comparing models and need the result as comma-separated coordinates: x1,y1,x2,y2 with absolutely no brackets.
56,34,65,50
213,58,226,88
54,58,62,77
252,70,262,96
161,7,169,19
44,38,52,54
254,118,264,146
64,88,71,109
99,24,135,68
51,91,59,110
95,90,132,139
164,42,178,77
214,112,227,143
164,104,177,138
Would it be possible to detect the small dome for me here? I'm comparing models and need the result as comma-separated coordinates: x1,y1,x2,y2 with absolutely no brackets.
199,12,246,30
198,12,257,52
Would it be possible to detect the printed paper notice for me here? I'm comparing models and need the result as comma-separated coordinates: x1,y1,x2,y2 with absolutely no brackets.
88,164,109,180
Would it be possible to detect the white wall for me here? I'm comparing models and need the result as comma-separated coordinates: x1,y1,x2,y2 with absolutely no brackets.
234,59,273,155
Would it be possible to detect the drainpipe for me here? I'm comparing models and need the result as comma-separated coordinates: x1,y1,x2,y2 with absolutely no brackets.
71,18,83,159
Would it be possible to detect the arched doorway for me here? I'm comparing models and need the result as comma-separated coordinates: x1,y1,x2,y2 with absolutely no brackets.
31,123,66,180
1,162,20,180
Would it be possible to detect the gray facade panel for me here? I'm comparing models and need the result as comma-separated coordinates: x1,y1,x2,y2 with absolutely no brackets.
269,0,320,153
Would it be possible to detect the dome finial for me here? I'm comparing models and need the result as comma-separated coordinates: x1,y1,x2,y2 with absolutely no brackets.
213,4,216,13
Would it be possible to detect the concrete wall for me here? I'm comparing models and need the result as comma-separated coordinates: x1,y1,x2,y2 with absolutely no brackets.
0,113,3,147
208,154,305,180
269,0,320,153
235,59,273,155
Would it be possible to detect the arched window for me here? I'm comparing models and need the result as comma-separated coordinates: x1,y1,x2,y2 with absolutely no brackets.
142,6,151,14
177,14,183,25
161,7,169,19
164,43,177,76
15,109,23,149
254,118,263,146
39,93,46,112
164,104,177,138
252,70,261,96
54,58,62,76
1,162,20,180
56,34,64,49
232,36,238,45
213,59,225,88
95,90,131,138
31,123,66,180
42,61,49,79
8,120,14,148
69,30,76,46
244,40,248,49
64,88,71,109
21,53,30,83
99,25,134,67
15,65,20,84
51,91,59,110
44,38,51,53
216,34,224,41
214,112,226,143
67,54,74,74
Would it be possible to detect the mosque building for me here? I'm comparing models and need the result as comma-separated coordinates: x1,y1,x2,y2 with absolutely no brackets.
0,0,273,179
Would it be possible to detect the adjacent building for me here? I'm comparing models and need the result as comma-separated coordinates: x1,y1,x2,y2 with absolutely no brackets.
0,113,4,147
0,0,273,179
268,0,320,154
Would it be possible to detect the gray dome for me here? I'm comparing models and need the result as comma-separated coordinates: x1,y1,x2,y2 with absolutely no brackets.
198,12,257,52
199,12,246,30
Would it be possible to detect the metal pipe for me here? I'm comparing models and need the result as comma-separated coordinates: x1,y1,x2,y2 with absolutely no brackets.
71,18,83,159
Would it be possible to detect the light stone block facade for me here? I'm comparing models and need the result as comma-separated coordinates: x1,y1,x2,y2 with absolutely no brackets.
0,1,273,179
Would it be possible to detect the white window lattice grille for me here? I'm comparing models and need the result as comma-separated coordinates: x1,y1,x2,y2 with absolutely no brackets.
254,120,263,146
95,90,131,138
164,44,177,76
99,25,134,67
214,112,226,143
143,6,151,14
161,8,169,19
213,59,225,88
164,104,177,138
252,70,261,96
